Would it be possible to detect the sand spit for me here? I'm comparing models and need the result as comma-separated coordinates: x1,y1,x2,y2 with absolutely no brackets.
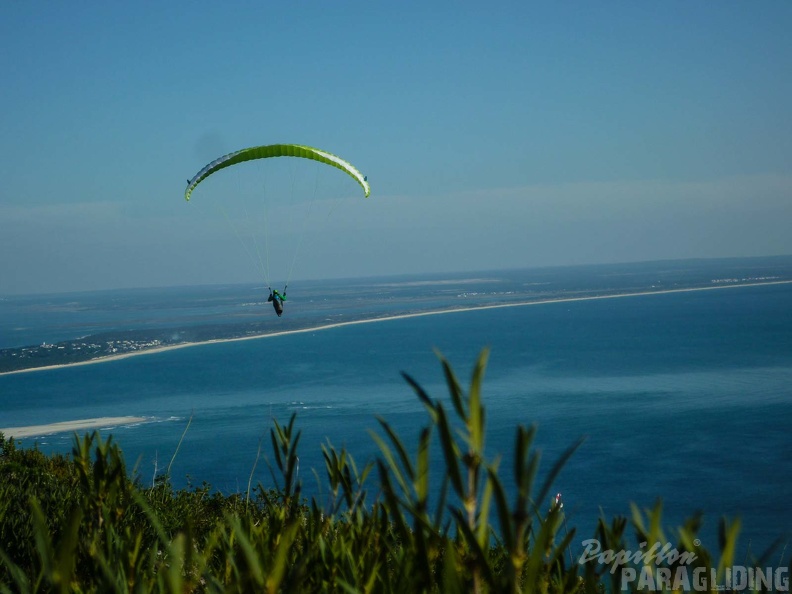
2,280,791,377
1,416,149,439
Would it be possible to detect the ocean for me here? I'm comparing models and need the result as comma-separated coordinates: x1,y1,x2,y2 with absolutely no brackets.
1,258,791,558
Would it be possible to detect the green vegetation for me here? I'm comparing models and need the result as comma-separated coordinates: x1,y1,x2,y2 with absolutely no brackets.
0,350,784,593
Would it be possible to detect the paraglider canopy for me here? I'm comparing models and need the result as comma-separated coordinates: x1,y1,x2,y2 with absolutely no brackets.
185,144,370,201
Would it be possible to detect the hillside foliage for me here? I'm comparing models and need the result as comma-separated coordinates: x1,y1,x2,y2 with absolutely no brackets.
0,350,776,593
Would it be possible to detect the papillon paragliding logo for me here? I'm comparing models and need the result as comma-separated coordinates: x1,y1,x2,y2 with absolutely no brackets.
578,534,789,592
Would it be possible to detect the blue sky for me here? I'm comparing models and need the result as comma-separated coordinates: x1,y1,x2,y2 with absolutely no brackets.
1,2,790,294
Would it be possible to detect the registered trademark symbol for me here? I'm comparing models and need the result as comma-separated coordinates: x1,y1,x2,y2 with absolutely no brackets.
693,539,701,547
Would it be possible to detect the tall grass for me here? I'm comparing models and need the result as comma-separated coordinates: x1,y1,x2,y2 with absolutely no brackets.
0,350,783,593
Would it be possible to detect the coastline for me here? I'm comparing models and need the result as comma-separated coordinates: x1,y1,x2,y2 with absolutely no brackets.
2,279,791,377
0,416,150,439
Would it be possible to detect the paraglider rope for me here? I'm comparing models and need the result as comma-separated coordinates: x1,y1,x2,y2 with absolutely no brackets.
219,203,271,290
243,198,271,289
283,161,321,288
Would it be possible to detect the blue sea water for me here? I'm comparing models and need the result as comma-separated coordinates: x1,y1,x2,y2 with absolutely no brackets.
1,260,791,558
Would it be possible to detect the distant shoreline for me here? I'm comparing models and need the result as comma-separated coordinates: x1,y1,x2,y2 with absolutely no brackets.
2,279,791,377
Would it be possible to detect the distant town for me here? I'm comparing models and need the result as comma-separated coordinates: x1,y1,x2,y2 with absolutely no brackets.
0,336,173,373
0,314,376,374
0,322,284,374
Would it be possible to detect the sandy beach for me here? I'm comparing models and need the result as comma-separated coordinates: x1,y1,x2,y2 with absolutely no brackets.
1,416,150,439
2,279,790,377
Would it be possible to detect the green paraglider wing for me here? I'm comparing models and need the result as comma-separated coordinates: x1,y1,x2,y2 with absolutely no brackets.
184,144,370,200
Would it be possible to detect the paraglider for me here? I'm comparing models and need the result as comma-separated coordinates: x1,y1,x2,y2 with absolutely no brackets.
184,144,370,317
185,144,370,202
267,288,286,317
